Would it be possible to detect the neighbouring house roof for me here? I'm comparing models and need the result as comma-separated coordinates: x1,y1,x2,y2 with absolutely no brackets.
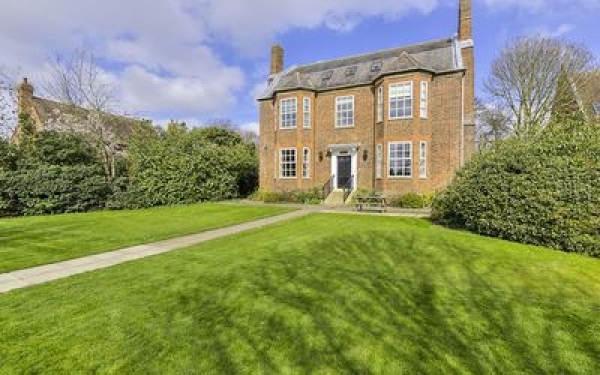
13,92,150,147
30,96,146,142
258,37,462,100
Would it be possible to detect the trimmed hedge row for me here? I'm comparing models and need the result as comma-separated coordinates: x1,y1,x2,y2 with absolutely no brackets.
0,165,111,216
432,119,600,257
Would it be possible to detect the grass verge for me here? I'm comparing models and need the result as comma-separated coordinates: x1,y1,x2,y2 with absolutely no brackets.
0,203,292,273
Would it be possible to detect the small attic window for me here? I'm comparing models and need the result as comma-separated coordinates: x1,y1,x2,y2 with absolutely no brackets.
345,66,357,77
322,70,333,81
371,60,383,72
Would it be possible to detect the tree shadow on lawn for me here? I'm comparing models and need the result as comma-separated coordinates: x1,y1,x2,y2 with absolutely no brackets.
163,232,600,374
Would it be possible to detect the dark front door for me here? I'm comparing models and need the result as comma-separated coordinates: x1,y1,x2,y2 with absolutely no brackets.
337,155,352,188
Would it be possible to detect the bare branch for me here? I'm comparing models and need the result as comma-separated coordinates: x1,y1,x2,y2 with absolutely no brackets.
39,47,122,179
0,66,20,139
485,35,597,139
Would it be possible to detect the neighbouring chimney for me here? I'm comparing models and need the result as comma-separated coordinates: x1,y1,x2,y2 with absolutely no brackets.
458,0,472,41
270,44,284,75
17,77,34,114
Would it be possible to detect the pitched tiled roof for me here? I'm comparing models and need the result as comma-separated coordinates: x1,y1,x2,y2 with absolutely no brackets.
259,37,461,100
30,96,147,141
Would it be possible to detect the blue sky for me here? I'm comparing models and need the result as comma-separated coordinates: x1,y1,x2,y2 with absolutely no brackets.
0,0,598,134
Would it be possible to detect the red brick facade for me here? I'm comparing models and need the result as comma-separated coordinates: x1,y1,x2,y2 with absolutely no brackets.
258,0,475,196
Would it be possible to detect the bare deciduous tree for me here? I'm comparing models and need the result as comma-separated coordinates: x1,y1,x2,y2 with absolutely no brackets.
0,67,19,140
475,98,512,150
485,35,597,139
41,48,122,179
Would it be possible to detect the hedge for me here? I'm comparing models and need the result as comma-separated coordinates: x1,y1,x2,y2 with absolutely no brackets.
0,165,111,216
432,118,600,257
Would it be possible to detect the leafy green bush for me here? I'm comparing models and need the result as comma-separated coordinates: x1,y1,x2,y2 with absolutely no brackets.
127,125,256,207
432,117,600,257
0,165,111,216
105,177,142,211
389,193,427,208
250,189,322,204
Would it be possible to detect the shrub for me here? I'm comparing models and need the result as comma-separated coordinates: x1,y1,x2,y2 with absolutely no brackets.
127,125,254,207
250,189,322,204
389,193,427,208
104,177,142,211
292,188,322,204
250,190,283,203
0,165,111,216
432,117,600,257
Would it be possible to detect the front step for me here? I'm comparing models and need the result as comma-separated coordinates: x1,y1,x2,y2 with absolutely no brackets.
323,190,346,205
323,190,357,205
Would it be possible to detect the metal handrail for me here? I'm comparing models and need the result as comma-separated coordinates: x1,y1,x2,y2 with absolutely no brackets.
342,175,354,203
322,174,335,200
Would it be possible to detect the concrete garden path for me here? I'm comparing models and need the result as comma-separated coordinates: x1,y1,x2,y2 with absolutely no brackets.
0,209,314,294
0,204,430,294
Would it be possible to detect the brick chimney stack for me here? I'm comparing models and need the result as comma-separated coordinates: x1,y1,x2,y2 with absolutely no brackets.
457,0,475,164
458,0,472,41
270,44,284,75
17,77,34,115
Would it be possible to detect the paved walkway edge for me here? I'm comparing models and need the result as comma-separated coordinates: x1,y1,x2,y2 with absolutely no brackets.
0,209,312,294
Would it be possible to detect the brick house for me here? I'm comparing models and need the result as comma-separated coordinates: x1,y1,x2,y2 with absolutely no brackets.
12,78,147,147
258,0,476,199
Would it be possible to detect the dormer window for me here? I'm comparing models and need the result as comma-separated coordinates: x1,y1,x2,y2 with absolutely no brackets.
371,60,382,72
322,70,333,81
345,66,357,77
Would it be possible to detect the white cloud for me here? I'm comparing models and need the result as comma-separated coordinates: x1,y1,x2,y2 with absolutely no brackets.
119,65,244,116
239,122,260,134
201,0,442,55
482,0,600,11
1,0,598,123
530,23,575,38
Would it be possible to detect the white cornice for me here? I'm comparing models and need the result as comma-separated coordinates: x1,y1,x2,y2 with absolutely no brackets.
460,39,474,49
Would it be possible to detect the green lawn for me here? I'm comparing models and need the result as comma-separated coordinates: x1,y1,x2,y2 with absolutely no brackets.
1,214,599,373
0,203,292,273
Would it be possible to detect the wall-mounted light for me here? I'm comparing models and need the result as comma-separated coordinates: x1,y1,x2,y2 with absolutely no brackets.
326,150,332,158
318,151,324,162
263,145,268,151
363,149,368,162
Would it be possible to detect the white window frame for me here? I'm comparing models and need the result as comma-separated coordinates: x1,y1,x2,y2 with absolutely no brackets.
279,148,297,179
420,82,428,119
335,95,354,128
376,144,383,179
388,141,412,178
419,141,427,179
389,82,413,120
303,97,311,128
302,147,310,179
279,98,297,129
377,86,383,123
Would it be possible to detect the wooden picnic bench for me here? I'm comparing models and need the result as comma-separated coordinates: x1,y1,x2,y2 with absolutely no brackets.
354,194,387,213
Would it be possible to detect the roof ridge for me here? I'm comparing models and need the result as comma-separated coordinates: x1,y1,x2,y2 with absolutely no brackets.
296,37,453,70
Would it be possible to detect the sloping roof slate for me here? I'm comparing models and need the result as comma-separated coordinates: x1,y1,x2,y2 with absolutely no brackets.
259,37,460,100
31,97,147,141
